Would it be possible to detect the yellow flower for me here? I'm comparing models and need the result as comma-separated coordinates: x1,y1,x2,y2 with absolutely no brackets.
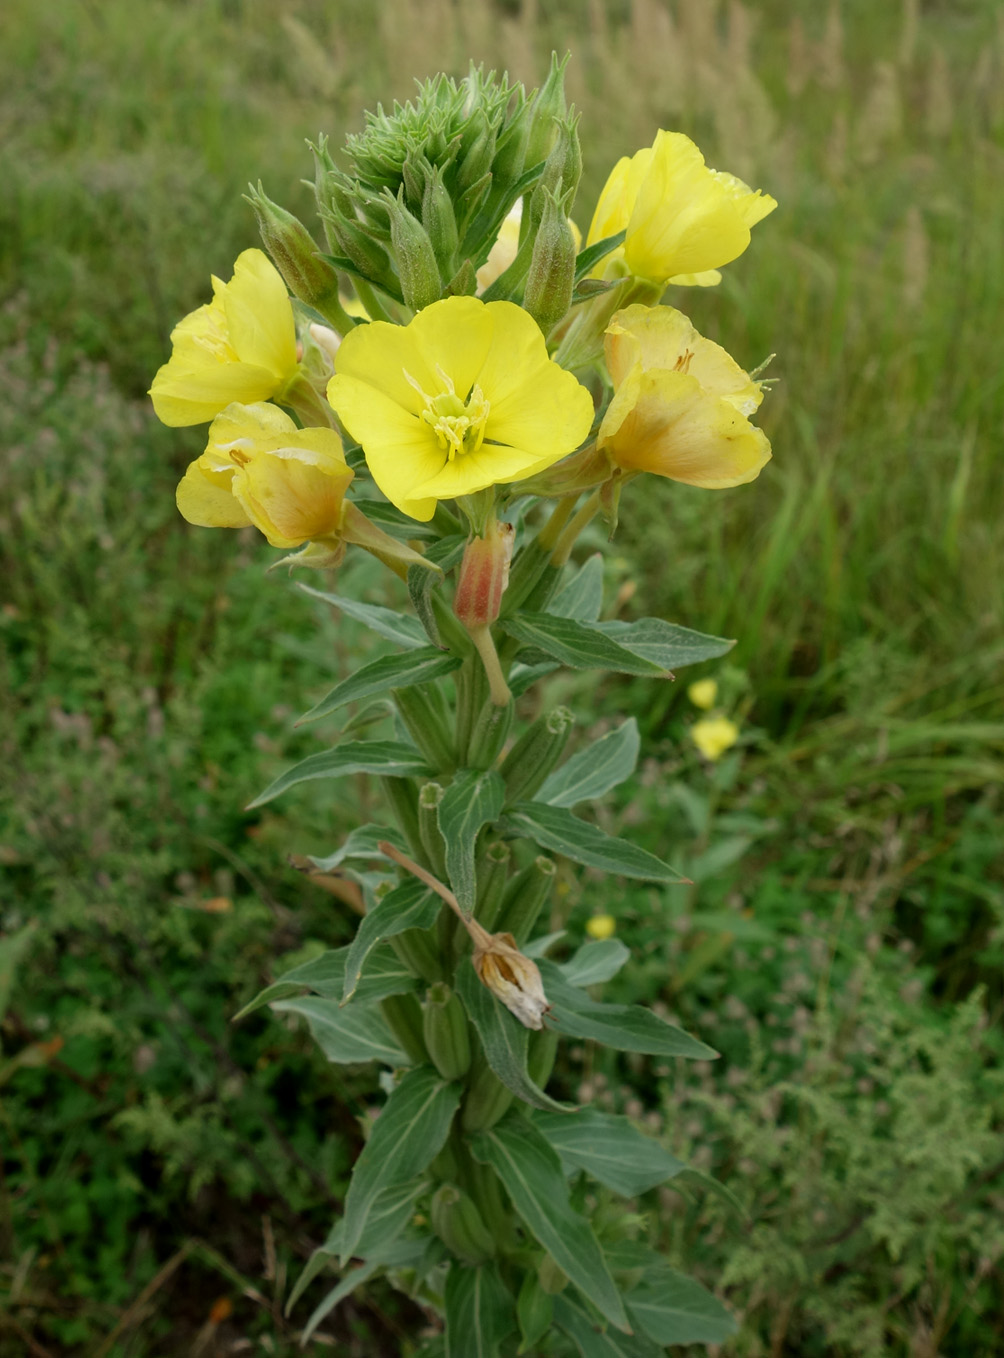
597,304,771,488
585,914,617,941
687,678,718,710
150,250,298,427
327,296,594,521
176,402,353,548
691,716,740,761
587,131,776,287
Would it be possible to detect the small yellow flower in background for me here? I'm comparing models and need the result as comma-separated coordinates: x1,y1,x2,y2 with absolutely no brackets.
691,715,740,761
586,914,617,941
598,304,771,488
150,250,298,427
687,678,718,710
176,402,353,548
327,296,594,521
587,131,776,288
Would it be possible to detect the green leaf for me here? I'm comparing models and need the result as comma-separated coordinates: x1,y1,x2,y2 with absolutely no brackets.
559,938,631,987
517,1271,553,1354
537,719,640,807
247,740,432,809
273,995,407,1066
444,1262,518,1358
454,960,572,1114
299,584,427,649
342,879,440,1004
309,823,407,872
469,1114,629,1333
550,553,604,621
537,963,717,1059
507,803,687,883
595,617,734,670
627,1259,737,1346
0,922,37,1026
574,229,627,280
533,1108,686,1196
408,535,467,644
233,943,416,1021
523,930,567,959
438,769,506,915
348,497,442,540
508,661,558,699
340,1066,462,1263
298,648,462,725
301,1261,380,1346
287,1180,427,1315
500,614,666,676
553,1291,662,1357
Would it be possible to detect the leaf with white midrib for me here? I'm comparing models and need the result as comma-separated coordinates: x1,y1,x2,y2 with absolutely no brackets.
470,1114,629,1333
559,938,631,987
299,584,427,648
549,554,604,621
533,1108,686,1197
626,1261,737,1345
247,740,432,809
437,769,505,915
340,1066,461,1264
444,1262,517,1358
595,617,734,670
507,802,687,883
537,719,640,807
499,613,667,676
272,995,407,1066
298,647,462,725
341,879,439,1004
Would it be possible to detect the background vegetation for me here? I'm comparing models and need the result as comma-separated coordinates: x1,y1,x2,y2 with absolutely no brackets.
2,0,1002,1353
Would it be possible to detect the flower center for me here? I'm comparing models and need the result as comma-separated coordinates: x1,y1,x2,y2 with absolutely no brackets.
405,365,490,462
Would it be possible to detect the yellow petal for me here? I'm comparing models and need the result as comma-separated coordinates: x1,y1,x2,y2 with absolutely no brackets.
222,249,298,379
150,361,285,426
692,715,740,761
232,450,350,548
599,366,771,488
176,458,251,529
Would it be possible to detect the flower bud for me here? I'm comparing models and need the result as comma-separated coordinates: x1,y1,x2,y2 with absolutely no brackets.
457,109,496,195
384,189,443,311
538,1253,569,1295
422,165,460,279
423,982,472,1081
472,929,550,1030
523,187,577,334
245,183,346,328
525,52,570,170
325,209,397,294
453,519,515,630
431,1183,497,1265
496,855,556,945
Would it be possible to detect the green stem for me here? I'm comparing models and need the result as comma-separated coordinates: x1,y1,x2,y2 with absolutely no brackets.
378,776,426,864
550,490,601,567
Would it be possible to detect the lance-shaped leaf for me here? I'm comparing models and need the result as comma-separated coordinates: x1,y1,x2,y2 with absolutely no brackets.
287,1179,427,1316
298,648,462,725
438,769,506,916
469,1114,629,1333
301,1261,380,1346
574,229,627,280
558,938,631,988
309,823,407,872
342,879,440,1004
533,1108,686,1197
499,614,666,676
454,960,572,1114
553,1291,662,1358
594,618,734,670
408,535,467,645
508,661,558,699
444,1262,518,1358
507,803,687,883
340,1065,462,1263
273,995,407,1066
247,740,432,809
626,1258,737,1346
234,943,416,1020
537,962,717,1059
299,584,428,649
550,553,604,622
537,719,640,808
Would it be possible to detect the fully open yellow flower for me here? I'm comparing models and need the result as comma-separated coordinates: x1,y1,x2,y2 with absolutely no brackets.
150,250,298,426
176,402,353,548
598,304,771,488
327,296,594,521
587,132,776,287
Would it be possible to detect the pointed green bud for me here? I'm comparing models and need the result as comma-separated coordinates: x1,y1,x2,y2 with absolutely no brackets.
245,182,348,330
523,187,576,334
431,1183,497,1265
384,189,442,310
527,113,582,233
500,707,575,804
325,209,396,293
423,982,472,1081
525,52,570,169
422,165,460,278
492,90,532,191
457,109,496,194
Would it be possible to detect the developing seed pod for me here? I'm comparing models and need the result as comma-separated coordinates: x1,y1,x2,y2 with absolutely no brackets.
431,1183,497,1265
475,839,512,931
500,706,575,803
495,855,556,944
380,993,428,1066
461,1057,516,1133
423,982,472,1081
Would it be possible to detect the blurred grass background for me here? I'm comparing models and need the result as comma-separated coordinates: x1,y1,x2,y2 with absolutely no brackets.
1,0,1002,1353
